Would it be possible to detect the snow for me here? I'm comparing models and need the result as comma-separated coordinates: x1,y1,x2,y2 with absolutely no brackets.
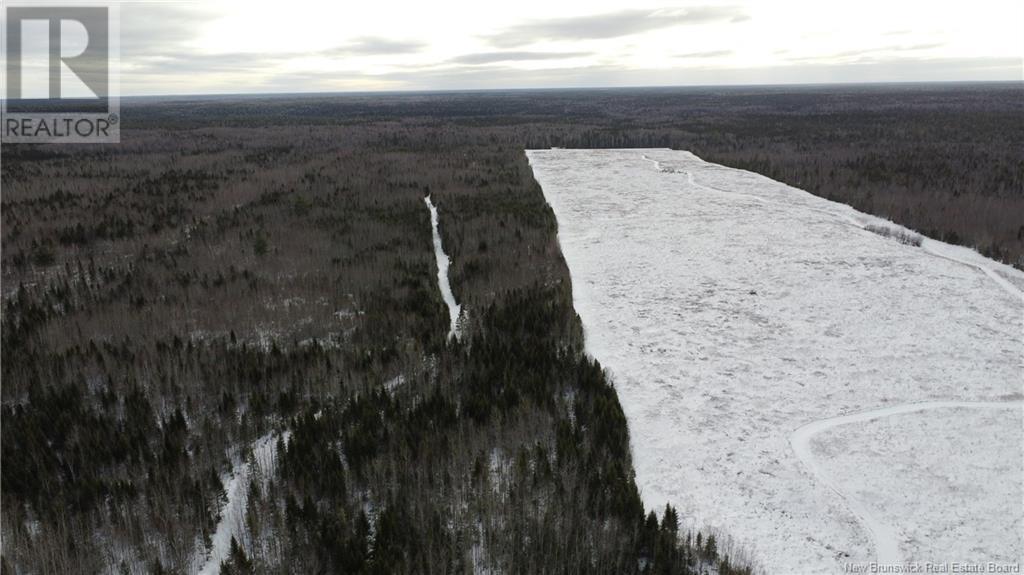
425,195,462,339
526,148,1024,573
786,399,1019,564
384,374,405,394
794,402,1023,568
194,431,289,575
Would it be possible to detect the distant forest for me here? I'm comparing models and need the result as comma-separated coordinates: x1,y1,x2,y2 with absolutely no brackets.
2,82,1019,574
108,82,1024,266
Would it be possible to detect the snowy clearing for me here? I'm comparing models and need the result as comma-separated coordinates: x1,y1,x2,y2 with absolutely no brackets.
791,401,1022,568
793,402,1023,569
425,195,462,339
527,148,1024,573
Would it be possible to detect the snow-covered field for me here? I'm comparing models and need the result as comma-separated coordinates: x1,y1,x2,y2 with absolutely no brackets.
527,149,1024,573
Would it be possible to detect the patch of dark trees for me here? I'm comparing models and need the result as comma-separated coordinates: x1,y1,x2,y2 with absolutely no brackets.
2,123,751,573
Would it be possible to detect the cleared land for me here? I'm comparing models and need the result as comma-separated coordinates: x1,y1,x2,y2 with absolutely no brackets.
528,148,1023,573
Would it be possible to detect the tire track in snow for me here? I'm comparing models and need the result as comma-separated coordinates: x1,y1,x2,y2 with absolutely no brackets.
424,195,461,339
916,242,1023,302
642,153,768,204
790,400,1023,566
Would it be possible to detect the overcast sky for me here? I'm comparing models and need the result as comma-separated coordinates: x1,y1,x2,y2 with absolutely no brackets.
11,0,1024,95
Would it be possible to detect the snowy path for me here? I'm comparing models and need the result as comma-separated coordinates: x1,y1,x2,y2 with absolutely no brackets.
528,148,1024,573
196,432,287,575
425,196,461,339
791,400,1024,567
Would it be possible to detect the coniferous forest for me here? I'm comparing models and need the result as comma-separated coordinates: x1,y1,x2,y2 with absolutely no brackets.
2,83,1020,573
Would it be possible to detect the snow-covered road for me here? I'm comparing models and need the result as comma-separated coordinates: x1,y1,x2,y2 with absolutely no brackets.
425,195,461,339
195,431,288,575
528,148,1024,573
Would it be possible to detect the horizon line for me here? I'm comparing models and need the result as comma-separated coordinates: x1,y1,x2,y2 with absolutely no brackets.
3,79,1020,104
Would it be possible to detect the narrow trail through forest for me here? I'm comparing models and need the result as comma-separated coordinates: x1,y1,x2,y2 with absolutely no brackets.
197,432,287,575
425,195,461,339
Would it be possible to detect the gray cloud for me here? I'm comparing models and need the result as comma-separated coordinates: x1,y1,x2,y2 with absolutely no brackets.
120,3,222,59
373,56,1021,92
115,2,422,84
129,52,286,75
95,4,1016,96
125,37,424,78
903,42,944,51
124,54,1022,96
487,6,748,47
119,1,423,61
674,50,733,59
450,51,590,65
836,43,944,58
788,42,946,63
323,37,426,56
